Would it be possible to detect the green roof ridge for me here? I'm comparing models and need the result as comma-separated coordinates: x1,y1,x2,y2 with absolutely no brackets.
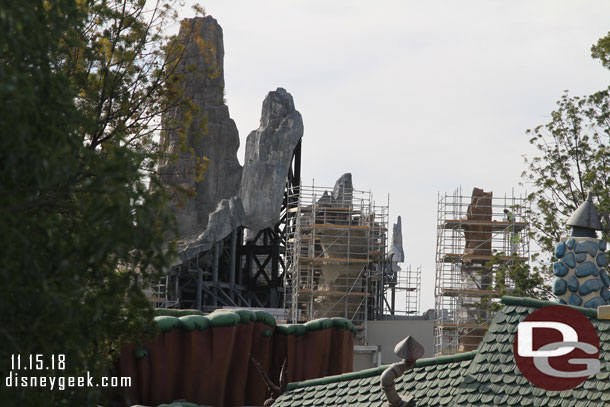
415,350,477,367
153,308,204,317
276,318,356,336
501,296,598,318
179,315,210,331
276,324,307,336
207,310,241,327
154,310,357,335
286,350,477,391
286,365,387,390
253,310,277,327
211,308,277,327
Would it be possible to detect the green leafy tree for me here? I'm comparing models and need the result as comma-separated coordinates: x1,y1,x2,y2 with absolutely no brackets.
472,253,550,313
0,0,206,404
491,255,549,299
523,32,610,257
62,0,207,181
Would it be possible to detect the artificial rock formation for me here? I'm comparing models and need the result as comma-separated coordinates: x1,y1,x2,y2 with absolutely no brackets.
240,88,304,238
331,173,353,204
459,187,493,352
159,16,242,240
463,187,493,257
178,197,246,263
389,216,404,263
302,174,372,319
176,87,304,262
157,15,305,260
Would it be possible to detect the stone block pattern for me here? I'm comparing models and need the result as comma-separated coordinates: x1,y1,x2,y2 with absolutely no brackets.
553,237,610,308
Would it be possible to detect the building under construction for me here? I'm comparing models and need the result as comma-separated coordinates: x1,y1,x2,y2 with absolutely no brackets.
151,162,421,342
434,187,530,355
283,179,409,341
146,14,422,353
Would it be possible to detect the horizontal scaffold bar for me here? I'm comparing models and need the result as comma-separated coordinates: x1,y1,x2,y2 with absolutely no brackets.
147,297,168,302
441,219,527,232
299,223,387,231
442,253,528,263
299,256,371,263
435,323,490,329
288,206,363,213
287,236,320,243
439,288,498,296
298,289,371,297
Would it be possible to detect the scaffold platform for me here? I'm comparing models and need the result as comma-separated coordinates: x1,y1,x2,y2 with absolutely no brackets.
434,187,530,355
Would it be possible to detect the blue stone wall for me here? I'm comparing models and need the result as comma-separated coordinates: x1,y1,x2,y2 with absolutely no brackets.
553,237,610,308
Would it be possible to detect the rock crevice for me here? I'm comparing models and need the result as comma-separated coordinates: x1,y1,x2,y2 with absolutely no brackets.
159,16,304,256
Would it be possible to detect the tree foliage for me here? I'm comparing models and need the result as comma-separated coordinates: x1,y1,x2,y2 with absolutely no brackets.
63,0,205,176
0,0,204,404
523,31,610,256
473,254,550,313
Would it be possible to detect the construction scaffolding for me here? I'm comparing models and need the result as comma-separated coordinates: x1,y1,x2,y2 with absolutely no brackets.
376,263,422,317
284,184,389,341
393,265,421,316
434,187,530,355
145,276,179,309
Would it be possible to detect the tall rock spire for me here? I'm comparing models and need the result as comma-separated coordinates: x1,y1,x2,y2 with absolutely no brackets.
159,16,242,240
240,88,304,237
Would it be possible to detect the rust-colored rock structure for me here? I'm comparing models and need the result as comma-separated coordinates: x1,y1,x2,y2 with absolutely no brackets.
117,309,354,406
463,187,493,257
460,188,493,352
434,187,532,355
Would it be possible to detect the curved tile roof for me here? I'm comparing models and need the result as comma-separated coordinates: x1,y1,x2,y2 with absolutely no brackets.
274,296,610,407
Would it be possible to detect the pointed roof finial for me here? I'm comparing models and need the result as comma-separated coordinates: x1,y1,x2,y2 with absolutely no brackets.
394,336,425,361
566,192,602,231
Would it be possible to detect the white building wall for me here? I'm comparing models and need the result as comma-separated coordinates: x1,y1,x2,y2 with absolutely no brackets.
353,319,434,371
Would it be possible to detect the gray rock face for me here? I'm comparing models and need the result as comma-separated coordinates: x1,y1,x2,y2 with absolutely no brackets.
389,216,405,262
158,17,306,260
240,88,304,238
158,16,242,240
315,173,353,208
331,173,353,204
178,197,246,263
200,197,246,247
312,173,356,226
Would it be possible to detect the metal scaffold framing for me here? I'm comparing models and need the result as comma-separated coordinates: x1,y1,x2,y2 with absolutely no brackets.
284,184,389,341
434,187,530,355
144,276,179,309
391,264,422,316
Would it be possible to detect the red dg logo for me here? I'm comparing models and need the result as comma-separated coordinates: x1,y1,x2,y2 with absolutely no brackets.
513,305,600,391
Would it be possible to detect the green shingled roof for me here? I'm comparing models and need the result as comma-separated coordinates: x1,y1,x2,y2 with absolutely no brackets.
274,296,610,407
151,308,357,334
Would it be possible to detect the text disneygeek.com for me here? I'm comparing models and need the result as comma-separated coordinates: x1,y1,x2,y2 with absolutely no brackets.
5,354,130,390
5,371,131,390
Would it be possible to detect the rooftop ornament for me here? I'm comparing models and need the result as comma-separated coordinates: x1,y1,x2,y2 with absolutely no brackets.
380,336,424,407
566,192,602,237
552,192,610,308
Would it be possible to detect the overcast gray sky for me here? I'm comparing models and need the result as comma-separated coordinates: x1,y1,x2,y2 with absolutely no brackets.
178,0,610,312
